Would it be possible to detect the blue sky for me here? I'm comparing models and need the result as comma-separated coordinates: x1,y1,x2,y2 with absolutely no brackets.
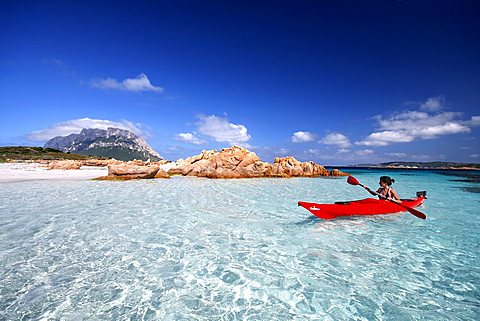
1,1,479,165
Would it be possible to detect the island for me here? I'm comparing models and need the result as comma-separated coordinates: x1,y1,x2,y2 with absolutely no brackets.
0,146,348,180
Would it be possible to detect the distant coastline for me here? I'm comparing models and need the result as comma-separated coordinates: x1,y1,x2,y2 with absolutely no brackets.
327,161,480,171
3,147,479,171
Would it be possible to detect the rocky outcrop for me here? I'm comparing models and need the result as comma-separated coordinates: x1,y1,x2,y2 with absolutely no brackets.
167,146,348,178
154,169,170,179
269,157,332,177
78,159,122,167
330,169,345,176
47,160,82,170
44,146,347,179
95,164,162,180
45,158,172,180
168,147,263,178
46,159,121,169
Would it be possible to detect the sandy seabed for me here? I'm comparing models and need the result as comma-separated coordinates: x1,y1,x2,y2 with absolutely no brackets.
0,163,108,183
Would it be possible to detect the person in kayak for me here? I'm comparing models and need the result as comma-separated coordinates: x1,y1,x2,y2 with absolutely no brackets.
365,176,400,201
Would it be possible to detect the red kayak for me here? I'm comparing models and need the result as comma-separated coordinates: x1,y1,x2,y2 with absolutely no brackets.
298,194,426,220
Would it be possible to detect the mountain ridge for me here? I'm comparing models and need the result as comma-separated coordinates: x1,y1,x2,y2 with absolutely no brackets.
44,128,162,161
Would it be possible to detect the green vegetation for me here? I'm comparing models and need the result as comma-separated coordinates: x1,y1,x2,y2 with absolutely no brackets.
0,146,103,162
75,146,161,161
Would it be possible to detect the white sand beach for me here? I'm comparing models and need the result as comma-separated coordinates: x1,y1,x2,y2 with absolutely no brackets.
0,163,108,183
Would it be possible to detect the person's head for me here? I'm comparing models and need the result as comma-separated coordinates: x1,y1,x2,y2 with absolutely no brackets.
379,176,395,187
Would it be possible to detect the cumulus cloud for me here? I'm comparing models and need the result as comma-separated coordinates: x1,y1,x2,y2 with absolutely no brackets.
91,73,163,93
175,132,205,145
376,111,467,133
420,96,444,112
291,131,315,143
319,132,352,148
357,131,415,146
467,116,480,126
356,111,471,146
355,149,374,156
26,118,145,141
196,115,251,145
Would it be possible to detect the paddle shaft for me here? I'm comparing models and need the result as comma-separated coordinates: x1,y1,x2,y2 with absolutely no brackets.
358,182,426,220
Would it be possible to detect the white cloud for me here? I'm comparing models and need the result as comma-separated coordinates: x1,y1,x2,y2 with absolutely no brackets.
420,96,444,112
306,148,320,155
249,146,289,159
356,111,471,146
319,132,352,148
386,152,408,158
355,149,374,156
304,148,337,160
376,111,467,134
277,148,289,156
410,154,432,160
175,132,205,145
357,131,416,146
385,152,432,160
467,116,480,126
470,154,479,158
91,73,163,93
414,122,469,137
291,131,315,143
196,115,251,146
26,118,145,141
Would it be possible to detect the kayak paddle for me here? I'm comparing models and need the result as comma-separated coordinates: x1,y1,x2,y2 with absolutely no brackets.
347,176,426,220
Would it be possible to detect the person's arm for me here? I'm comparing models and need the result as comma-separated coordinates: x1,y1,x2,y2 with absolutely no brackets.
390,188,400,201
363,185,377,196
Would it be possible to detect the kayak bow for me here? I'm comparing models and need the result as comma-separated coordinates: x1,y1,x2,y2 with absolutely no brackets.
298,195,426,220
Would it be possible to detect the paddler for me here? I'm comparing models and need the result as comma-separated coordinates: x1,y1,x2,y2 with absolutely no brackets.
364,176,400,201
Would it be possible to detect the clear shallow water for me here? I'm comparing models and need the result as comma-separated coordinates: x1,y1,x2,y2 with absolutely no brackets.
0,170,479,320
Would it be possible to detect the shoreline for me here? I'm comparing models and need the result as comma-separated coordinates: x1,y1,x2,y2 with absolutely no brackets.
1,161,478,184
0,163,108,183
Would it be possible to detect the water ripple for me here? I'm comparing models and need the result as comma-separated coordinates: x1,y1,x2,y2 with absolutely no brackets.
0,173,479,320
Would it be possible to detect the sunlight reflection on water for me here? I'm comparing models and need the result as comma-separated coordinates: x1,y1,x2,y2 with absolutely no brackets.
0,171,479,320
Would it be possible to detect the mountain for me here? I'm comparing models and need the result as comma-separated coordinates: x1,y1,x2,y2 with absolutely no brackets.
44,128,162,161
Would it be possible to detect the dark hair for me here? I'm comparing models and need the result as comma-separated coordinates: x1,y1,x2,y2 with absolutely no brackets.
380,176,395,186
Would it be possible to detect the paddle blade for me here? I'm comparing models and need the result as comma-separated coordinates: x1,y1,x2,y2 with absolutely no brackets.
404,205,427,220
347,176,360,186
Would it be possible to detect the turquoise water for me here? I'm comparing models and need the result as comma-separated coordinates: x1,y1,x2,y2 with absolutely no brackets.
1,169,479,320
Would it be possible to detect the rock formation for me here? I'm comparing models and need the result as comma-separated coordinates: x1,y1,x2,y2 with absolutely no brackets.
47,160,83,170
44,146,347,179
47,159,121,170
154,169,170,179
97,164,161,180
167,146,348,178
